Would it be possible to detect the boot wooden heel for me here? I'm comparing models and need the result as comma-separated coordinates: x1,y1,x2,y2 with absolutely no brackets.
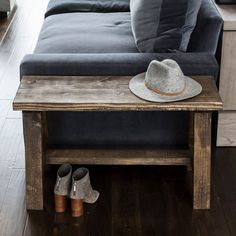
71,199,83,217
54,164,72,213
55,194,67,213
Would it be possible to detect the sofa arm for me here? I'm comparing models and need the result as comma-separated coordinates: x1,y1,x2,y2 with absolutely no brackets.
20,52,219,79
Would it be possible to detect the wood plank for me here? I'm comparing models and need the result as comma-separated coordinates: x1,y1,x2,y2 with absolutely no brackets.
193,112,212,209
0,169,26,236
46,149,191,166
23,111,44,210
218,32,236,110
0,117,22,162
12,136,25,169
13,76,223,112
0,160,13,209
217,111,236,146
137,167,170,235
0,35,34,100
0,99,11,130
213,148,236,234
111,167,142,236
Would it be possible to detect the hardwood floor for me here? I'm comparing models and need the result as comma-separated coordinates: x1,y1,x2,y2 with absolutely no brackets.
0,0,47,235
0,0,236,235
22,157,236,236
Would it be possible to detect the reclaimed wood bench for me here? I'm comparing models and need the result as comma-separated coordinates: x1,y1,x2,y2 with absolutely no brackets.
13,75,222,210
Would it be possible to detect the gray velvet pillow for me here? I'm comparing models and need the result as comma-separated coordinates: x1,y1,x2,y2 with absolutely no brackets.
130,0,202,53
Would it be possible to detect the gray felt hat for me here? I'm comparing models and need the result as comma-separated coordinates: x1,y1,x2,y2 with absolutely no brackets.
129,59,202,103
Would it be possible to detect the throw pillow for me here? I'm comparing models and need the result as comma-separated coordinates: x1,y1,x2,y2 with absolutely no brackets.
130,0,202,52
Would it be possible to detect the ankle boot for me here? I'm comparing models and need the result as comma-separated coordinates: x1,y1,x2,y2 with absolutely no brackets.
54,164,72,213
70,168,99,217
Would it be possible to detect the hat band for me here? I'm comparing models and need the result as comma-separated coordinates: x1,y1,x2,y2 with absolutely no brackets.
145,81,186,96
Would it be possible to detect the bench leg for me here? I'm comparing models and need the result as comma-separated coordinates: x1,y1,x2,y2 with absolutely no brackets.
187,112,194,172
193,112,212,210
23,111,44,210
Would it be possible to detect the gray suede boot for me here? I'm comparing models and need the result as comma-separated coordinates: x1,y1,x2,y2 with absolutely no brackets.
54,164,72,213
70,167,99,203
70,167,99,217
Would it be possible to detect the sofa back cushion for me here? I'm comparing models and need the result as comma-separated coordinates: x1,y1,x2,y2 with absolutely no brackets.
46,0,130,18
130,0,202,53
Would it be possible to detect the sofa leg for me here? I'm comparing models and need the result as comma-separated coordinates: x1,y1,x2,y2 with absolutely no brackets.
193,112,211,210
23,111,44,210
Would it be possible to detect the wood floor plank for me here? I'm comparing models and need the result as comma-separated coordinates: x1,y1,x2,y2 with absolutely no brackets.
0,169,26,236
7,109,22,119
111,167,142,236
135,167,167,236
0,0,47,97
0,99,11,130
213,148,236,234
0,36,35,99
0,160,13,210
23,211,52,236
0,118,23,162
12,136,25,169
82,166,112,236
160,168,198,235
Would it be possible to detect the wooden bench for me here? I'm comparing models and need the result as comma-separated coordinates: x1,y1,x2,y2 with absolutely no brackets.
13,75,223,210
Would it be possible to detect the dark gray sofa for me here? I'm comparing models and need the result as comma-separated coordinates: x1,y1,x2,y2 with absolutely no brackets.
20,0,223,148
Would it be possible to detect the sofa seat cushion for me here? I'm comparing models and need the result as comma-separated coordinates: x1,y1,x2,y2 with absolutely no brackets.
34,12,138,54
46,0,130,18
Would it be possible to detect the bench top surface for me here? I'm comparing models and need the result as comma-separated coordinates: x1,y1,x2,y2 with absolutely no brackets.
13,75,223,112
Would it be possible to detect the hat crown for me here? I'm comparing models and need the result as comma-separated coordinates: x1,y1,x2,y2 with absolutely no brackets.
145,59,186,95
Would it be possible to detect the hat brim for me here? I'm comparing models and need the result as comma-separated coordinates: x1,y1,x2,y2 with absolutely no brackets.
129,72,202,103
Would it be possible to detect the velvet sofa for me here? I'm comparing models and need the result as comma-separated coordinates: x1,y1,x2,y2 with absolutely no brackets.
20,0,223,148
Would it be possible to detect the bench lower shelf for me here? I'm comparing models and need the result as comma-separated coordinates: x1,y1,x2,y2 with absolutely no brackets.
46,149,192,166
